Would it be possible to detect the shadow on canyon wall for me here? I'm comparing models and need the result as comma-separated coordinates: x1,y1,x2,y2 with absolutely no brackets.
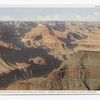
0,46,62,88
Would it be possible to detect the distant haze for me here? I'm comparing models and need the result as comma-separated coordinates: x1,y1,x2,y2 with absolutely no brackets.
0,8,100,21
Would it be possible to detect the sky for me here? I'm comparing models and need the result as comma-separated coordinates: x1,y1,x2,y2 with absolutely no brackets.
0,8,100,21
0,0,100,21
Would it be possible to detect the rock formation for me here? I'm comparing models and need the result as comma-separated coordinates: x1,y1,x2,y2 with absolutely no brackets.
0,21,100,90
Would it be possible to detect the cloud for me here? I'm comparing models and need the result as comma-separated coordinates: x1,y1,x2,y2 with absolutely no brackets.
37,15,51,21
0,16,13,21
74,13,100,21
37,14,67,21
93,12,100,16
0,13,100,21
75,15,83,20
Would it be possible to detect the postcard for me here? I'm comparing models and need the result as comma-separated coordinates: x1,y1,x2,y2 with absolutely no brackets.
0,4,100,94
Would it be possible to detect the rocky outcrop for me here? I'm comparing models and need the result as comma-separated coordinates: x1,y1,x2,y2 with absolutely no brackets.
29,57,47,65
6,51,100,90
0,41,21,50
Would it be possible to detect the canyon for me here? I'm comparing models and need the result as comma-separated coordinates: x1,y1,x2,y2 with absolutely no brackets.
0,21,100,90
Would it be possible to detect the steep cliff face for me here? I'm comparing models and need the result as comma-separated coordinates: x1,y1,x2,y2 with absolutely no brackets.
6,51,100,90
